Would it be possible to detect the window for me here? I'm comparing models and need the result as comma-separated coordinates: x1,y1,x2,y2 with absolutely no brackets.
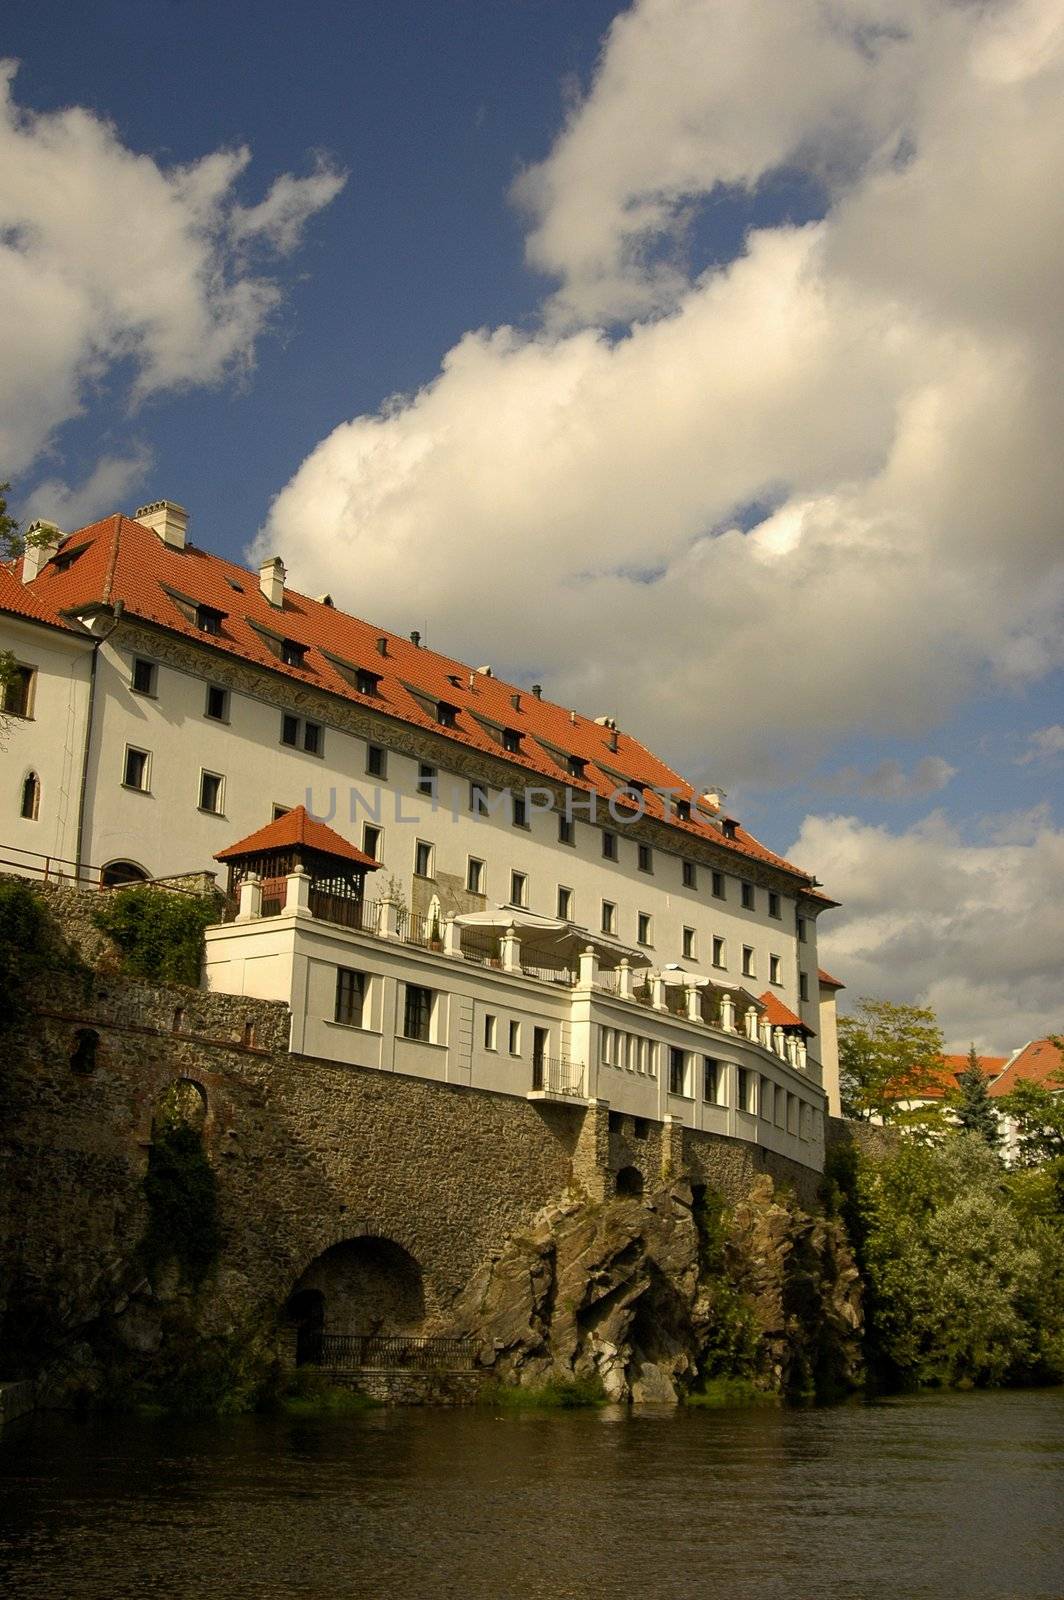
273,804,292,821
669,1047,687,1096
601,900,616,935
484,1013,498,1051
414,839,435,878
131,657,156,695
712,936,726,968
198,770,225,815
366,743,387,778
682,860,697,889
502,728,522,753
737,1067,754,1113
281,639,307,668
703,1057,721,1103
1,664,34,718
602,829,618,861
568,755,586,778
123,746,150,791
675,798,691,822
558,814,575,846
712,870,725,900
205,684,228,721
356,669,381,696
20,771,40,821
742,946,756,978
508,1020,521,1055
436,700,458,728
363,824,382,861
797,915,807,943
470,783,490,816
417,762,436,797
557,885,573,920
637,912,652,946
769,954,781,985
768,891,781,919
512,794,528,828
799,971,809,1003
509,870,527,908
638,843,653,873
682,927,696,960
334,968,365,1026
280,714,322,755
467,857,485,895
196,605,223,635
402,984,433,1042
741,881,755,910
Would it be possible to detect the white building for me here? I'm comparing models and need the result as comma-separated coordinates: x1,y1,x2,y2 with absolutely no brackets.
2,500,839,1172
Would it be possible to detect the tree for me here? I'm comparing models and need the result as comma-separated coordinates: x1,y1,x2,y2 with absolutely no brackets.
997,1073,1064,1168
838,997,945,1123
947,1043,1002,1150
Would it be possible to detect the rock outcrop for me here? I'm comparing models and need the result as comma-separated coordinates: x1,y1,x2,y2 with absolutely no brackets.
453,1176,863,1403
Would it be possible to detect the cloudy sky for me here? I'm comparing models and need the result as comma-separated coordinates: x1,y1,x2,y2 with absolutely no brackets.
4,0,1063,1051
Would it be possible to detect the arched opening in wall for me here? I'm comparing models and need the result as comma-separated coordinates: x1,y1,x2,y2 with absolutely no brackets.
70,1027,99,1075
20,771,40,821
615,1165,645,1199
153,1077,208,1135
287,1237,425,1343
285,1288,326,1365
101,860,149,889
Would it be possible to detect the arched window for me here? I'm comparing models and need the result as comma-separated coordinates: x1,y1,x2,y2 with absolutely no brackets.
101,860,149,889
615,1165,645,1199
70,1027,100,1075
20,771,40,821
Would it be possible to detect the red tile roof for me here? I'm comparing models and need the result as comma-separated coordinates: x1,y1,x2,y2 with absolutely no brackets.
215,805,381,867
759,991,814,1035
817,966,845,990
16,511,827,889
892,1052,1009,1102
0,562,75,630
989,1038,1064,1099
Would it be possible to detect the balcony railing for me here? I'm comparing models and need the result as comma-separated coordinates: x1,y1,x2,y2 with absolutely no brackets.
532,1054,585,1096
303,1332,476,1372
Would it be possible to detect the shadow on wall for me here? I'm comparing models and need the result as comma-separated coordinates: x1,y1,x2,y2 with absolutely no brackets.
286,1236,426,1339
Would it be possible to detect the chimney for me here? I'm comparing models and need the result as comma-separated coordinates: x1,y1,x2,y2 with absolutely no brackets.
410,630,421,647
135,500,188,551
258,556,286,608
532,684,542,699
22,520,63,582
376,636,389,657
476,665,493,677
510,692,522,712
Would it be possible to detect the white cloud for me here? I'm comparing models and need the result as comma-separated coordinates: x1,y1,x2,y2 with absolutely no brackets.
256,0,1064,790
1017,724,1064,764
0,61,345,478
22,446,154,531
819,755,957,799
793,809,1064,1054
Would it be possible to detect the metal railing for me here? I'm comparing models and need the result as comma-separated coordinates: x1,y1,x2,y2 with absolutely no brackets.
307,887,369,930
522,956,576,985
0,844,209,895
459,927,502,966
531,1055,585,1096
304,1332,477,1372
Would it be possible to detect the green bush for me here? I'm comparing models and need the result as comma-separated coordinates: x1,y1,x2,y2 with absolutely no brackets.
479,1374,606,1409
0,880,79,1031
93,886,215,986
142,1120,220,1287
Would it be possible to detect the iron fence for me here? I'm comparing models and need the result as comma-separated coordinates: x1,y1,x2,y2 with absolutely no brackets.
304,1333,477,1372
531,1055,585,1096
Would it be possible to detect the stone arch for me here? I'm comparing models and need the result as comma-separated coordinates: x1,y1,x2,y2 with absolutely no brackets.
288,1236,426,1337
101,859,149,888
615,1165,645,1199
20,770,40,821
154,1077,208,1135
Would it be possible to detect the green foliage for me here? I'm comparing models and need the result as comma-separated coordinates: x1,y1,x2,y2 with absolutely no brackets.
277,1368,378,1414
0,480,20,558
946,1044,1002,1148
838,997,945,1122
998,1067,1064,1168
691,1186,761,1384
142,1118,220,1287
479,1374,606,1409
93,886,215,986
684,1377,778,1408
843,1136,1064,1389
0,879,84,1031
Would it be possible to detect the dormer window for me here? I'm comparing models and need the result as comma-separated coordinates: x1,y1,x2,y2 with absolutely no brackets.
502,728,522,754
675,798,691,822
51,545,86,574
568,755,587,779
356,669,381,696
437,701,458,728
281,639,307,668
196,605,224,636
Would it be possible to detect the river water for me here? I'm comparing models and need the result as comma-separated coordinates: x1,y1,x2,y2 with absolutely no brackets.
1,1390,1062,1599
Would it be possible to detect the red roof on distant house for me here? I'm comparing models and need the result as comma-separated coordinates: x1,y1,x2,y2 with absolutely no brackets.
817,967,845,990
12,510,831,892
758,991,814,1035
891,1052,1009,1102
0,563,75,631
989,1038,1064,1099
215,805,381,868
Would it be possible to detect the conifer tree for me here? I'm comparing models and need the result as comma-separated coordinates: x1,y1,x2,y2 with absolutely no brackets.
950,1043,1002,1149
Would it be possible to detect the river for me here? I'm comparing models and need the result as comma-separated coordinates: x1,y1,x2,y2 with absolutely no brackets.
1,1390,1062,1599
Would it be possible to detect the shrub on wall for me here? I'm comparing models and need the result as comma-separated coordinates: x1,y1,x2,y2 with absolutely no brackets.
92,886,215,987
0,879,84,1031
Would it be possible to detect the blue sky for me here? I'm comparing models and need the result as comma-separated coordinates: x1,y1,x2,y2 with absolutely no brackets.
3,0,1063,1047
